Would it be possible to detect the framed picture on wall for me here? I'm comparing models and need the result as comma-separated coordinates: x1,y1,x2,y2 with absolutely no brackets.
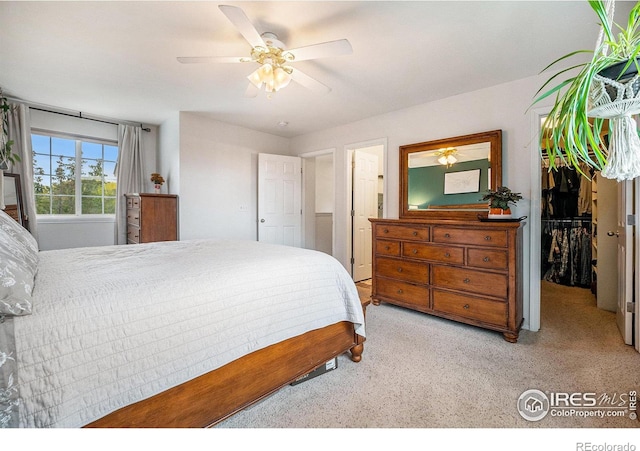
443,169,481,195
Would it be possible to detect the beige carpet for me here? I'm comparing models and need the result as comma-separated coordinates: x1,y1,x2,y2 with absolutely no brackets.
217,280,639,428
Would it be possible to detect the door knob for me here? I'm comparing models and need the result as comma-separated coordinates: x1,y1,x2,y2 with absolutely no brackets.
260,218,266,223
606,231,619,237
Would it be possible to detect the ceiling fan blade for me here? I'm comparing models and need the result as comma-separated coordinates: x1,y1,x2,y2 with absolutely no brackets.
219,5,265,49
288,39,353,62
290,68,331,94
177,56,251,64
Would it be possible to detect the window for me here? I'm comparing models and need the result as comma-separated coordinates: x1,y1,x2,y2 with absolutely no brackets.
32,133,118,215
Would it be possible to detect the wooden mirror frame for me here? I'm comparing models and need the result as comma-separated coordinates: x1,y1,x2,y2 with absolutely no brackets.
400,129,502,219
2,172,28,229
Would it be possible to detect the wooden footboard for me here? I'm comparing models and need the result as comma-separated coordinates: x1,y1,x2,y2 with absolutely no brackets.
85,320,364,428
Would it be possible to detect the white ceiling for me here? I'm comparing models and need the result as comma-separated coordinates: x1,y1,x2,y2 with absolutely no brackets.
0,1,631,138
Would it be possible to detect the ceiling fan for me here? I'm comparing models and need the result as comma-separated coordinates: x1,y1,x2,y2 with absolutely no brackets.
177,5,353,97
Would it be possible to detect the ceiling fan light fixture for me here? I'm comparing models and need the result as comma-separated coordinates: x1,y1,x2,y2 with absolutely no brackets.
437,147,458,167
247,68,264,88
248,61,292,93
273,66,292,89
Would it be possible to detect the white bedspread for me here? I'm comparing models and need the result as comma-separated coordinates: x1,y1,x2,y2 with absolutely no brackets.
13,239,365,427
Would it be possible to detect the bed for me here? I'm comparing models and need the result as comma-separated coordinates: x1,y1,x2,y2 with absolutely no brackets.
0,209,366,428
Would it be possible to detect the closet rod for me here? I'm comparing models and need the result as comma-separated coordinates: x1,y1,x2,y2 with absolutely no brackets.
30,107,151,132
541,217,592,223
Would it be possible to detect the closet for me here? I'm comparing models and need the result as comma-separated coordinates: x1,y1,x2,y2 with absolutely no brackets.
540,161,594,289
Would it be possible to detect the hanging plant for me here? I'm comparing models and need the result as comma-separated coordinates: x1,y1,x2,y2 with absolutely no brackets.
0,88,21,169
532,0,640,181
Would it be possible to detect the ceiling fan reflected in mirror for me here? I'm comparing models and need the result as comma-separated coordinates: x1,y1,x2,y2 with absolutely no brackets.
177,5,353,97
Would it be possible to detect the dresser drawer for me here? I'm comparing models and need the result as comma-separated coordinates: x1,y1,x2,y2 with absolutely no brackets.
467,248,508,270
432,289,507,328
376,240,400,257
127,225,140,244
376,224,429,241
432,227,507,247
376,257,428,284
402,243,464,265
127,209,140,226
431,265,507,298
126,196,141,209
376,277,429,307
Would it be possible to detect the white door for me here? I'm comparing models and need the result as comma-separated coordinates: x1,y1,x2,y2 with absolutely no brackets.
596,176,619,311
258,153,302,247
616,180,633,345
635,177,640,353
352,150,378,282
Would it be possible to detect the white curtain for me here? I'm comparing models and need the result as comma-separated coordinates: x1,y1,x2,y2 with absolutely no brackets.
7,103,38,239
115,124,145,244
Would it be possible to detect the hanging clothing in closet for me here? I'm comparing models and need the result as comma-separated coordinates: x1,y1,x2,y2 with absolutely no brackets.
541,220,592,287
541,161,593,287
541,162,593,218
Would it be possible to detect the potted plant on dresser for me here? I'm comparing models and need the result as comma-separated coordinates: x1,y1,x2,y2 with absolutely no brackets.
482,186,523,219
533,0,640,181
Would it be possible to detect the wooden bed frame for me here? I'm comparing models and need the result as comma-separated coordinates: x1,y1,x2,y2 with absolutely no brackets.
86,306,367,428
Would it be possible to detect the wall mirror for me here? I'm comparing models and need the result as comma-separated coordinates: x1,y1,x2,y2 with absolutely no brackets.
400,129,502,219
1,172,28,228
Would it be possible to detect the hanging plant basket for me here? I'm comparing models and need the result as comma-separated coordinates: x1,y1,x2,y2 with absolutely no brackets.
589,57,640,181
532,1,640,181
589,58,640,118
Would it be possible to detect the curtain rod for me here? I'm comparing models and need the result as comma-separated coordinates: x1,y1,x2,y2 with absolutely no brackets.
29,107,151,132
3,95,151,132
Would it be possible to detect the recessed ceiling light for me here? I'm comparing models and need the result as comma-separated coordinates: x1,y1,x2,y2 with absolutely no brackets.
278,121,289,127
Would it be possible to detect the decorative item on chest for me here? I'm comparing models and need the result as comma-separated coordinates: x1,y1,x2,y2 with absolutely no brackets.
482,186,522,219
150,172,165,194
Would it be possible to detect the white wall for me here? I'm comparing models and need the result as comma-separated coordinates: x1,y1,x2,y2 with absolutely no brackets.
172,112,291,241
158,112,180,197
289,74,554,331
315,154,334,213
30,109,158,250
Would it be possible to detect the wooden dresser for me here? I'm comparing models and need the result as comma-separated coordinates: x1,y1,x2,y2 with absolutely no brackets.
125,194,178,244
369,218,524,342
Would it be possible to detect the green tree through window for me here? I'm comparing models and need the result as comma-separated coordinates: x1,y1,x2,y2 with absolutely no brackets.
32,134,118,215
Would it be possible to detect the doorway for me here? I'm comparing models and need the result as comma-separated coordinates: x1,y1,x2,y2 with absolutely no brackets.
531,109,636,348
301,150,335,256
346,139,386,282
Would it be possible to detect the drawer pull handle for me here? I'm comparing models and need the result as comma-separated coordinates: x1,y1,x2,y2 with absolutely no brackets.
463,278,471,284
397,267,403,273
463,304,470,310
483,256,490,262
444,233,451,238
397,289,403,294
484,236,491,241
383,228,389,234
412,249,418,254
412,231,418,236
385,245,390,251
444,252,450,258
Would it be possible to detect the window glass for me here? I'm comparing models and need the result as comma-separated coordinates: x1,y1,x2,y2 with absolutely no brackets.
32,133,118,215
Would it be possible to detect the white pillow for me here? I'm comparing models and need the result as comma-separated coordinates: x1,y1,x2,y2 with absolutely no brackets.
0,209,38,316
